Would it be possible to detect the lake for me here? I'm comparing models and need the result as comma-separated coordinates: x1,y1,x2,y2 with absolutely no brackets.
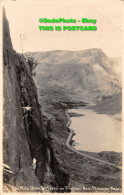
68,109,122,153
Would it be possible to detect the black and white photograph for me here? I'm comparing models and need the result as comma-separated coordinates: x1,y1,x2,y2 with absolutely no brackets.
0,0,123,193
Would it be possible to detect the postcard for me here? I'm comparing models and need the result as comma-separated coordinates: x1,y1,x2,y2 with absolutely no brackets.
0,0,123,194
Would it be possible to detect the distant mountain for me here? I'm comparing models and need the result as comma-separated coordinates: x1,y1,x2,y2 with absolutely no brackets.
31,49,121,104
108,57,122,83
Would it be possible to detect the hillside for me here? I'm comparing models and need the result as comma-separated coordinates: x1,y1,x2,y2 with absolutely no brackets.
30,49,122,190
32,49,121,107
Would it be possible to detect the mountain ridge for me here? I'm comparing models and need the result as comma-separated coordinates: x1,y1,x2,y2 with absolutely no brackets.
32,48,121,105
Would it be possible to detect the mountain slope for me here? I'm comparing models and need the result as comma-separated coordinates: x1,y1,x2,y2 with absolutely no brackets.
31,49,122,190
32,49,121,105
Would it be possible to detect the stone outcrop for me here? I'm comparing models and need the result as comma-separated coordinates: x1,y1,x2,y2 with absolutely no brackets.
3,7,69,192
3,8,47,190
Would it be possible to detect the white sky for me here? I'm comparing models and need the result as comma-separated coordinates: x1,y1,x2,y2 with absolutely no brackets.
2,0,124,58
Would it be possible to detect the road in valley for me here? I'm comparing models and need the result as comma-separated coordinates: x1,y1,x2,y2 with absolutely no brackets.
65,110,122,170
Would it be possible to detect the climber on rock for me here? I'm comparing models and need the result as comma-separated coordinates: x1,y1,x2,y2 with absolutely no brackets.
22,105,33,118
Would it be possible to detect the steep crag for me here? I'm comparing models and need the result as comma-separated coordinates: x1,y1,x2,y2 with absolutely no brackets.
3,8,48,190
3,8,69,191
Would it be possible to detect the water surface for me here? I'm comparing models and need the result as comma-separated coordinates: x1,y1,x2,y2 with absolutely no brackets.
68,109,122,153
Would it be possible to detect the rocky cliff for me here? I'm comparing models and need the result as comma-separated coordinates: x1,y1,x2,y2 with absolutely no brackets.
3,8,47,191
3,8,69,192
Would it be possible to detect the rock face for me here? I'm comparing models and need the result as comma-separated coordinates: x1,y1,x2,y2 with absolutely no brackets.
3,8,47,190
3,8,70,192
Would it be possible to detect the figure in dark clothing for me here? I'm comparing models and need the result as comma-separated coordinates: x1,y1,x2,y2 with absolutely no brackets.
22,105,33,145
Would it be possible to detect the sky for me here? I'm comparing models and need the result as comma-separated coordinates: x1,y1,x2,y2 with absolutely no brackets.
2,0,124,58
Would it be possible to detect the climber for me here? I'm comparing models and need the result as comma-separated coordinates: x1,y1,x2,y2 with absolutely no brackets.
22,105,33,111
32,158,36,171
22,105,33,118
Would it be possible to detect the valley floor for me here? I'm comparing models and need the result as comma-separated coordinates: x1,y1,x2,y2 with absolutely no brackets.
37,85,122,192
